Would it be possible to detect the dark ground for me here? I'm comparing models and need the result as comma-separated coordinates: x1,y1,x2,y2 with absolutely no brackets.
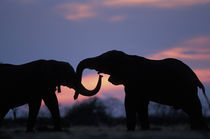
1,125,210,139
1,98,210,139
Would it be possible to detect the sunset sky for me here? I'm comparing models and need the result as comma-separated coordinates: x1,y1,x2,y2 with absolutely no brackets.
1,0,210,107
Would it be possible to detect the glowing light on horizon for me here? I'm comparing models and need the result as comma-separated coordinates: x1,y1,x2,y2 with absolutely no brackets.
56,68,210,106
81,73,123,92
56,73,124,105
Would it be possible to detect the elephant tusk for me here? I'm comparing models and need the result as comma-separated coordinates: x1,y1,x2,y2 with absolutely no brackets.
57,85,61,93
73,92,79,100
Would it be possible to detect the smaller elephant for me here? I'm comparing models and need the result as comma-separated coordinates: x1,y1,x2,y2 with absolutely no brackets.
76,50,210,131
0,60,102,131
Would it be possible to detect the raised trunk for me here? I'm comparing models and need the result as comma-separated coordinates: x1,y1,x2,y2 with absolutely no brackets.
76,58,99,82
74,58,102,99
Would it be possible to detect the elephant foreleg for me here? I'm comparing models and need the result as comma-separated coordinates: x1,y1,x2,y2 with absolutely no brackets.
27,98,42,132
125,96,136,131
137,101,150,130
43,92,61,131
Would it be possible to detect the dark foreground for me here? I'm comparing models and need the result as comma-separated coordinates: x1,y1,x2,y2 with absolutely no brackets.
1,126,210,139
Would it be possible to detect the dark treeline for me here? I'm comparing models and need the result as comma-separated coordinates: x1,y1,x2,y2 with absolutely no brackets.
64,97,126,126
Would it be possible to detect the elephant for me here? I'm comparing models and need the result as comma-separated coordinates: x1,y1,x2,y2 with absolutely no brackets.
76,50,210,131
0,60,102,131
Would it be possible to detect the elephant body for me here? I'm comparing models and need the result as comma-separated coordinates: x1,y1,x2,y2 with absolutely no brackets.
0,60,74,131
76,50,209,130
0,60,102,131
123,57,207,130
1,61,57,108
126,57,202,106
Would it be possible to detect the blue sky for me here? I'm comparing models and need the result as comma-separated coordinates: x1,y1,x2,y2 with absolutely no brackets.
1,0,210,106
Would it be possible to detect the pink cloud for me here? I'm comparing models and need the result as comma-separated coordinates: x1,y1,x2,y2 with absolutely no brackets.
148,36,210,85
56,3,96,21
18,0,36,4
108,15,126,22
183,36,210,46
194,69,210,84
55,0,210,21
103,0,210,8
56,2,127,22
149,36,210,60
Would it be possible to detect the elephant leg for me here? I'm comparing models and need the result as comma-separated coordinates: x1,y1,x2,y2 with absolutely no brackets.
137,101,150,130
27,98,42,132
43,92,61,131
182,97,208,130
125,96,136,131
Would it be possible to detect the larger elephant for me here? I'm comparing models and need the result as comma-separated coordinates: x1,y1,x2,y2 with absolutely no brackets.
0,60,102,131
76,50,210,131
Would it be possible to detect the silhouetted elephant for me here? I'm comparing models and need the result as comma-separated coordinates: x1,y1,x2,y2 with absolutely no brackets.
0,60,102,131
76,50,210,131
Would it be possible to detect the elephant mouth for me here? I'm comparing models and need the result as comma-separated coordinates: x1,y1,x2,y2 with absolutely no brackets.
108,75,122,85
67,84,76,90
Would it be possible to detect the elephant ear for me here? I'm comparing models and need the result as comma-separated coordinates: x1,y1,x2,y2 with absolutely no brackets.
40,60,60,87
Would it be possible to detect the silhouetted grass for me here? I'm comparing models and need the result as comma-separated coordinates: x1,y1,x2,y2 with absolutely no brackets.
1,97,210,130
64,98,126,126
64,97,210,127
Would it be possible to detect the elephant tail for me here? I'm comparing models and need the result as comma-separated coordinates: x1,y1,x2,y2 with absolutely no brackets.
198,80,210,109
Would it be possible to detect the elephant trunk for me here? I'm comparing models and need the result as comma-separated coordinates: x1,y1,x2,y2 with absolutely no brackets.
74,58,102,99
76,58,99,82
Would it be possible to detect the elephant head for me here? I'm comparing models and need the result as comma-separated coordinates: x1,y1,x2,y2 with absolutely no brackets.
45,60,102,99
76,50,129,89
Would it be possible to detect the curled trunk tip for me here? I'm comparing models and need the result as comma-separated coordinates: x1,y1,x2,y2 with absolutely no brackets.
74,74,103,99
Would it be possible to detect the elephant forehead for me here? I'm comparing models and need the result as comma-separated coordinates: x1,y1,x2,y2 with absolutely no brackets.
59,63,75,72
99,50,126,58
